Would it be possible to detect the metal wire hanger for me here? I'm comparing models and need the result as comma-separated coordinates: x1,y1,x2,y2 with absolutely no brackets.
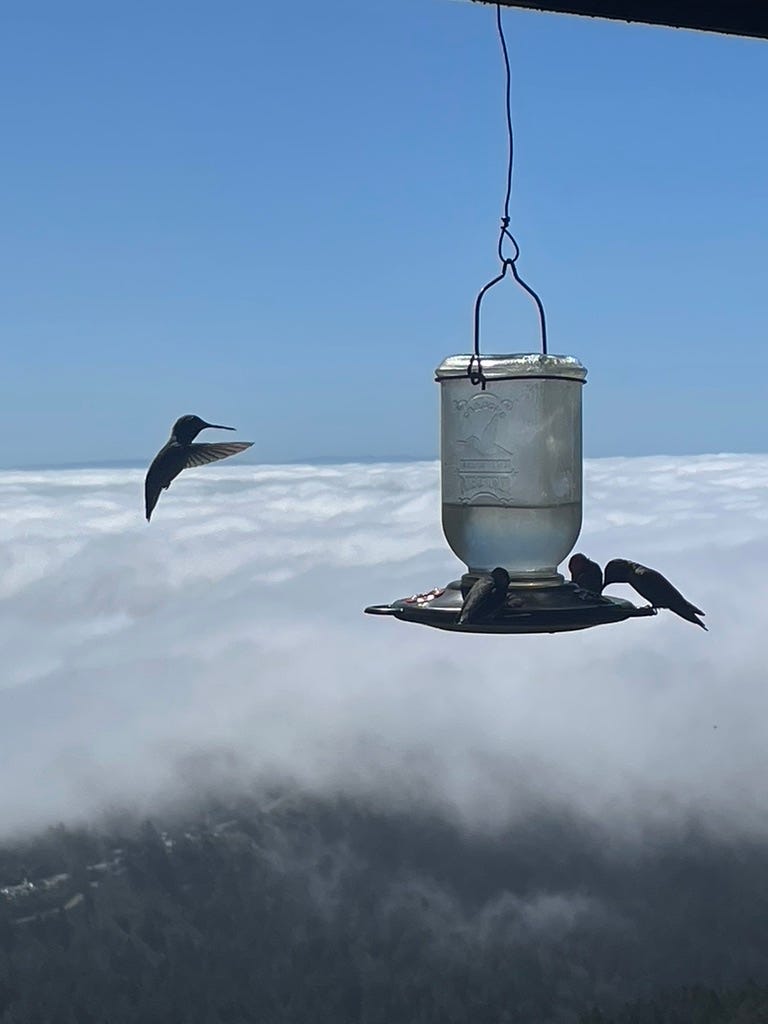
468,3,549,390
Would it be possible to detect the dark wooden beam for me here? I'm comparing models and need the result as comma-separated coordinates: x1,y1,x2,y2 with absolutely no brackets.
473,1,768,40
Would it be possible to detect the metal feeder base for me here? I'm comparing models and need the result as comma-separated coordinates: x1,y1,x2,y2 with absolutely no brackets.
365,577,656,634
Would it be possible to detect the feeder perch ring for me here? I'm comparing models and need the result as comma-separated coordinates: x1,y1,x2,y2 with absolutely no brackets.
365,579,656,635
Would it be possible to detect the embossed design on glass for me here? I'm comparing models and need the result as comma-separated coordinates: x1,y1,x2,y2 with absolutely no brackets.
452,392,517,504
436,354,587,580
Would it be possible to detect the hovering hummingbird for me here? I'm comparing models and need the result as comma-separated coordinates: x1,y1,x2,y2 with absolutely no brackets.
144,414,253,521
458,567,510,625
568,553,603,594
603,558,707,630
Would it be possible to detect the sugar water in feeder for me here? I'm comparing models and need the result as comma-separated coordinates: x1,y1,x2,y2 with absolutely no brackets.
437,353,586,583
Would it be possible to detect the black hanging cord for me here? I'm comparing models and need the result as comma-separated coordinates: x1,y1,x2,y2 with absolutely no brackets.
468,3,548,389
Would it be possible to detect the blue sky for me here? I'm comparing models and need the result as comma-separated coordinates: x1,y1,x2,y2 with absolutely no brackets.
1,0,766,467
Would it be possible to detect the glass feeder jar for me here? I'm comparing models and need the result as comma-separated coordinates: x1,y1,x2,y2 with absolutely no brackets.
435,353,587,583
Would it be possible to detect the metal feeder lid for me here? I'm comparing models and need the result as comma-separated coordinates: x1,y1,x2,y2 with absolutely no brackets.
435,353,587,382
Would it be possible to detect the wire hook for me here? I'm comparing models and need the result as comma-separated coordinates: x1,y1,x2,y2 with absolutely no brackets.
469,4,549,389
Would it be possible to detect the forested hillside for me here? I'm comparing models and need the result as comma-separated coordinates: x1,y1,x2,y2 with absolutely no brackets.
1,794,767,1023
582,983,768,1023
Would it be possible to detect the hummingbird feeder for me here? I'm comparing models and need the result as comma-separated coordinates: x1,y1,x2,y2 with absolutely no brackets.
364,5,653,634
365,351,652,633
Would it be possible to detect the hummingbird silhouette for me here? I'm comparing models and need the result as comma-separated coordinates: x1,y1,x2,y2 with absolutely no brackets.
458,567,510,625
568,553,603,594
144,414,253,521
603,558,707,630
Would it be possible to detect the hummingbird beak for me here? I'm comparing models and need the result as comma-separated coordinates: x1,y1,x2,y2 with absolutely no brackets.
204,423,236,431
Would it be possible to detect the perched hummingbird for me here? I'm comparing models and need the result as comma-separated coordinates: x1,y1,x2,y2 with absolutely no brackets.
144,414,253,521
458,567,510,625
603,558,707,630
568,553,603,594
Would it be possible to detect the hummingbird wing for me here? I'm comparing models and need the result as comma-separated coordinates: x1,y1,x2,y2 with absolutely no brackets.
183,442,254,468
144,442,253,522
629,566,707,628
458,576,495,624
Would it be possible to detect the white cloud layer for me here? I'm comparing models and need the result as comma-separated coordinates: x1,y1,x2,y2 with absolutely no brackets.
0,454,766,840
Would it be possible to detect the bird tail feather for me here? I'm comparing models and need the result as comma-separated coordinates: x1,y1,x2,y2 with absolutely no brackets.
683,605,708,630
